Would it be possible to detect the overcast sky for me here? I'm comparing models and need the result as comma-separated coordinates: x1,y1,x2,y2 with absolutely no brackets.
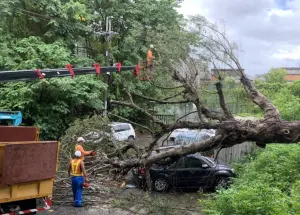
177,0,300,77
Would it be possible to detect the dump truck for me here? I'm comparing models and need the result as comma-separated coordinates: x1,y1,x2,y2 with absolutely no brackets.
0,112,59,215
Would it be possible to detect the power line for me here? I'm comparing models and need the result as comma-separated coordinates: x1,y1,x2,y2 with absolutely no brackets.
7,7,90,32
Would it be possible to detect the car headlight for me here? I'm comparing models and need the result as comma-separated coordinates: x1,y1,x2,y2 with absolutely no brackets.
231,168,235,173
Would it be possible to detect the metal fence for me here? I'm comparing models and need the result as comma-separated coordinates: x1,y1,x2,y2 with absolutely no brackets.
155,114,177,124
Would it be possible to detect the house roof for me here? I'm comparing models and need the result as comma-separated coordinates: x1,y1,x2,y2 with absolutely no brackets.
280,67,300,75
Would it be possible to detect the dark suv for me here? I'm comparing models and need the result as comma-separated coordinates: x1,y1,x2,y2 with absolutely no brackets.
132,153,235,192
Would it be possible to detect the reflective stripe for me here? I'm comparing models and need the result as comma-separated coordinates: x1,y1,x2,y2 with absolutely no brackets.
0,197,51,215
71,159,82,176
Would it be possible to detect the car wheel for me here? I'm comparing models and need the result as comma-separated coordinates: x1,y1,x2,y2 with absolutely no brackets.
154,178,169,192
215,177,229,189
128,136,135,141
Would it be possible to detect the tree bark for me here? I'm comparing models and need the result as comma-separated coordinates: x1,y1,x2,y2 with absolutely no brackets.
240,76,280,120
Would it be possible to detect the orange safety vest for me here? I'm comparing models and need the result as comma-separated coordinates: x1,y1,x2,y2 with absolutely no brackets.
71,159,83,176
75,144,85,161
147,49,153,64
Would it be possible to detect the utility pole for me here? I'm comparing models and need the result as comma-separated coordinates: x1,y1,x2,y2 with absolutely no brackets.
92,16,118,116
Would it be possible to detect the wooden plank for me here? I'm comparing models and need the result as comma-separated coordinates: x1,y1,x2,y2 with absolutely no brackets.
1,141,58,185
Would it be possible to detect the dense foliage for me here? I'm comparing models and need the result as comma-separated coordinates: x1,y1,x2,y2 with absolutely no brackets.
0,0,188,139
201,68,300,214
203,145,300,215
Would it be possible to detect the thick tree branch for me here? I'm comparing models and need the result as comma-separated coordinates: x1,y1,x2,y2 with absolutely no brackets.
111,119,300,169
240,75,280,120
197,18,281,120
112,135,223,168
215,81,234,120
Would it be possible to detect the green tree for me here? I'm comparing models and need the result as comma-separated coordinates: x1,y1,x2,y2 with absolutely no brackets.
264,68,287,83
0,0,191,138
0,36,105,140
0,0,89,43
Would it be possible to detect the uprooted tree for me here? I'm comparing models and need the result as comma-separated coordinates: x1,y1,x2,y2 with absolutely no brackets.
100,15,300,170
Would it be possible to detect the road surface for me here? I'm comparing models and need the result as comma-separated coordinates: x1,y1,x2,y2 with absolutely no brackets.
41,205,133,215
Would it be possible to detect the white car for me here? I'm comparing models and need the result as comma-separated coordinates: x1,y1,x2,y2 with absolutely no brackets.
168,128,189,142
84,122,136,142
110,122,136,141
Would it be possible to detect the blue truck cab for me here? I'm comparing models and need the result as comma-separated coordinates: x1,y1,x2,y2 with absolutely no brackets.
0,111,22,126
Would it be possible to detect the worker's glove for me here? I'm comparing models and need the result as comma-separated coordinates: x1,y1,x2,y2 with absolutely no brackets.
90,151,96,156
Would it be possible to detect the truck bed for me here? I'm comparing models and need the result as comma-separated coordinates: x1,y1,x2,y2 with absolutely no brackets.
0,141,59,204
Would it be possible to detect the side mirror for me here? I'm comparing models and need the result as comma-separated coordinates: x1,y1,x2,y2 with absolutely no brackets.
202,164,209,168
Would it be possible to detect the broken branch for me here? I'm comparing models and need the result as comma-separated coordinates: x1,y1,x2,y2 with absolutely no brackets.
215,80,234,120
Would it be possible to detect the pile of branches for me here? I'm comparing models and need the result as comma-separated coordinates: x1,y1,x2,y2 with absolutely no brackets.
53,116,143,204
54,151,114,204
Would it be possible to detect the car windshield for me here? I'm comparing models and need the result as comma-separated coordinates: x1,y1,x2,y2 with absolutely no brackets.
203,157,215,166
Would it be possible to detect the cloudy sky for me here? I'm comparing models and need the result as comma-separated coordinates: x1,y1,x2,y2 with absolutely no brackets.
177,0,300,77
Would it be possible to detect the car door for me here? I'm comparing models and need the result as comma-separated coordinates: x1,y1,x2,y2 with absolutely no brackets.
167,157,189,188
123,124,131,140
185,157,212,188
112,124,122,141
116,124,125,141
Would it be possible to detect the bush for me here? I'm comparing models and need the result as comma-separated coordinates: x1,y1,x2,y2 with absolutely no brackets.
291,180,300,214
203,144,300,215
60,115,111,153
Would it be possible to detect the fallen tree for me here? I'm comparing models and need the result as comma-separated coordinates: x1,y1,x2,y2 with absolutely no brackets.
57,15,299,185
106,15,300,169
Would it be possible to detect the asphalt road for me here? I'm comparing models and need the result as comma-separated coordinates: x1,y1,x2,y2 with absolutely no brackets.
41,205,132,215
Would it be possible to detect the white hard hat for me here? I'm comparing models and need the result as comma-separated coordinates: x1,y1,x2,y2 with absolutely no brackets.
77,137,85,143
75,150,82,157
150,44,154,49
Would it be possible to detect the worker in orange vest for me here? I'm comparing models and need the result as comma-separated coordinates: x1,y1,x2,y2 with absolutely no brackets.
147,44,155,71
68,150,88,207
75,137,96,161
